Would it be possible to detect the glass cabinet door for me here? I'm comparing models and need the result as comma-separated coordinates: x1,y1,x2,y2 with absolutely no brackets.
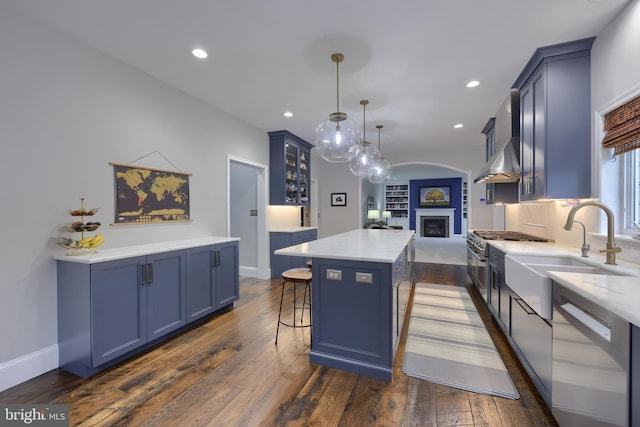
285,143,299,204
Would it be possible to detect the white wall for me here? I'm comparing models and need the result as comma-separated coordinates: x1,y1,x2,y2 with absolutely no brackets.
0,5,267,390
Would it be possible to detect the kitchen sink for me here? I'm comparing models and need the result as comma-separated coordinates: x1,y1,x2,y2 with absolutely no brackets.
504,254,627,320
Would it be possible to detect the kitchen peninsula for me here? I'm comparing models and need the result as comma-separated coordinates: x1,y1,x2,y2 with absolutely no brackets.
274,229,415,381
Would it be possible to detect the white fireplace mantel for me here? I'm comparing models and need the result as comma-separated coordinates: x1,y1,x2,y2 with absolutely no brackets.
415,208,455,237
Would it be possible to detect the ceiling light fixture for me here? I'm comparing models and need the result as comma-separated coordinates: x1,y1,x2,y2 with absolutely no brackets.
192,48,208,59
314,53,360,163
466,80,480,88
350,100,380,177
283,111,293,117
454,123,464,128
368,125,392,184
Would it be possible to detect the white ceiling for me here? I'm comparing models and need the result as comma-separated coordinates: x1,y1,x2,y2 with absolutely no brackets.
3,0,629,155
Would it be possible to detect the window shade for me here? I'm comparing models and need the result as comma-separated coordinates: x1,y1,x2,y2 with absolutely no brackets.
602,95,640,156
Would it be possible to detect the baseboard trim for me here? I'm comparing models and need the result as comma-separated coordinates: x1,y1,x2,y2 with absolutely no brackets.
239,265,270,280
0,345,59,393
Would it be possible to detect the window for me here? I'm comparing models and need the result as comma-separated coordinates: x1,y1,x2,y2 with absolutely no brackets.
623,149,640,234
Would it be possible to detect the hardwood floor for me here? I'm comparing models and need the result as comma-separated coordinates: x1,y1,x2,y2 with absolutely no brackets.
0,263,558,426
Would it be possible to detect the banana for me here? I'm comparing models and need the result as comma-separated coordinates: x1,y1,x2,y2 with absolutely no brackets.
78,234,104,248
89,234,104,248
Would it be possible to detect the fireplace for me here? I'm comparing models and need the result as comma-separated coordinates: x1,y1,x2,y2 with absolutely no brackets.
415,208,455,238
421,216,449,238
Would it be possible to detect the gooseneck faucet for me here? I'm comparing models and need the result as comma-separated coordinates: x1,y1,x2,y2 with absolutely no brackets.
563,201,621,265
573,220,590,257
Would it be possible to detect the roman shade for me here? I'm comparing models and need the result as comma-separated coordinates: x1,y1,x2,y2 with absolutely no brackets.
602,95,640,155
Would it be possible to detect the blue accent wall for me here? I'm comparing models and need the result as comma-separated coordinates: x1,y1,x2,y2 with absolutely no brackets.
409,178,462,234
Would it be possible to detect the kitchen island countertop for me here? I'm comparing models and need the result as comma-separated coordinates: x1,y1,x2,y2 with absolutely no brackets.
274,228,415,263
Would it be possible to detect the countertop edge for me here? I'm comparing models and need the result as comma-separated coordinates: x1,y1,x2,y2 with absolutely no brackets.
54,236,240,264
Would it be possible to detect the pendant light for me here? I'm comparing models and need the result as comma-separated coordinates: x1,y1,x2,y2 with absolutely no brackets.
368,125,392,184
314,53,361,163
350,100,380,177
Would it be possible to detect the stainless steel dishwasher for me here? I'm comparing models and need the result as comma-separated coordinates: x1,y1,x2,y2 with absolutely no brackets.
552,282,630,427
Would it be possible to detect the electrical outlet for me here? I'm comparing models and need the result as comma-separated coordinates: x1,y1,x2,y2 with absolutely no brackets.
326,269,342,280
356,272,373,283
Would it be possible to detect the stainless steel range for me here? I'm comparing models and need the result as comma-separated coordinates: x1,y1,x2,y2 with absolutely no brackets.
466,230,549,301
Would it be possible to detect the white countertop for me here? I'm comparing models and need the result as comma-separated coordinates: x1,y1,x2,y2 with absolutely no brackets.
488,240,640,327
548,271,640,326
274,228,415,263
54,236,240,264
269,226,317,233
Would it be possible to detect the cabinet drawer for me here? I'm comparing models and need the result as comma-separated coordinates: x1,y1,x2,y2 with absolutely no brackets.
511,295,552,395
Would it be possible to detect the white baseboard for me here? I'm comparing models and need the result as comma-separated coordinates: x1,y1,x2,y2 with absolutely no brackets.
239,265,270,280
0,345,59,392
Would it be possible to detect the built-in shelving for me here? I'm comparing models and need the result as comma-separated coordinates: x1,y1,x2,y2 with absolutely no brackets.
385,184,409,218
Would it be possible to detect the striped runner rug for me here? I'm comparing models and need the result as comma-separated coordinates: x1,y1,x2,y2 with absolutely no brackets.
402,283,519,399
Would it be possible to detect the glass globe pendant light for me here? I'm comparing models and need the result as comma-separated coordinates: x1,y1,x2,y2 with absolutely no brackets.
350,100,380,177
368,125,392,184
314,53,361,163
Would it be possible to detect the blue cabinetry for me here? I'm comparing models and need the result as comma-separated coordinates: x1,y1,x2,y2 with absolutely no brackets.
57,241,238,378
269,130,312,206
514,38,594,201
186,241,239,321
270,229,317,278
309,239,412,382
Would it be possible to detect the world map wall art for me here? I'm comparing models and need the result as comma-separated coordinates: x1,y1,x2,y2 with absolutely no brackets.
110,162,191,224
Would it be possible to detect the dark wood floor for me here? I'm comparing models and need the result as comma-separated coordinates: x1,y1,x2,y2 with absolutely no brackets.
0,263,558,426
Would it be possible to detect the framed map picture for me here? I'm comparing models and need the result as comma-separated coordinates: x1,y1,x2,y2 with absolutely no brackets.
110,162,191,224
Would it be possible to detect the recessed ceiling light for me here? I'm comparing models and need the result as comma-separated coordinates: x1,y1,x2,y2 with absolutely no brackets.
454,123,463,129
466,80,480,88
192,48,208,59
283,111,293,118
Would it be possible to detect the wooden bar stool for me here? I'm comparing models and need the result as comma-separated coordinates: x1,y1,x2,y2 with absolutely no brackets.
275,267,312,345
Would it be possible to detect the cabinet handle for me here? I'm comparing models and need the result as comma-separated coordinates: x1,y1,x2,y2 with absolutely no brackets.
148,263,154,285
514,297,536,315
215,250,221,266
141,263,147,286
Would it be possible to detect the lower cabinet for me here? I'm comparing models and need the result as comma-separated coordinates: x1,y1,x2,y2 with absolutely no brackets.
57,241,239,378
186,241,239,321
507,287,552,406
487,246,507,332
270,229,317,278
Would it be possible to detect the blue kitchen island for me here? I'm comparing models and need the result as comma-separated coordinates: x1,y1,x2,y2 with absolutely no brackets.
275,229,414,381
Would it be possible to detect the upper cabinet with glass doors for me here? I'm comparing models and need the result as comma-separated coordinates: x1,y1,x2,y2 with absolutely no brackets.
269,130,312,206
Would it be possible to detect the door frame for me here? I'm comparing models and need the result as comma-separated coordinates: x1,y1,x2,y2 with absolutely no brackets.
227,155,269,279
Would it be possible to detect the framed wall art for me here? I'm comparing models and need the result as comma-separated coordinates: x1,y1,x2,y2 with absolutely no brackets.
331,192,347,207
110,162,191,224
419,185,451,207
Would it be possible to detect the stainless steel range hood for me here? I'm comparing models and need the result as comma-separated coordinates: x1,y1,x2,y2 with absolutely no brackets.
474,90,521,183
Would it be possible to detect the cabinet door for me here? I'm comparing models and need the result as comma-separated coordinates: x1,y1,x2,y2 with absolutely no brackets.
214,241,240,309
91,256,147,366
520,68,546,200
186,245,216,321
146,250,186,341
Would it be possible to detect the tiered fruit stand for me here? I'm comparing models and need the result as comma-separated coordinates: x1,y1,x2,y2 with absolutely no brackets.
58,198,104,255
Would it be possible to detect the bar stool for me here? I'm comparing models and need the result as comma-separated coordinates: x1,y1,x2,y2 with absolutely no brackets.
275,267,312,345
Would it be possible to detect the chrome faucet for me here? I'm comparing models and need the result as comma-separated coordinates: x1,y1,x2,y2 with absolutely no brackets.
573,220,590,257
563,201,621,265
